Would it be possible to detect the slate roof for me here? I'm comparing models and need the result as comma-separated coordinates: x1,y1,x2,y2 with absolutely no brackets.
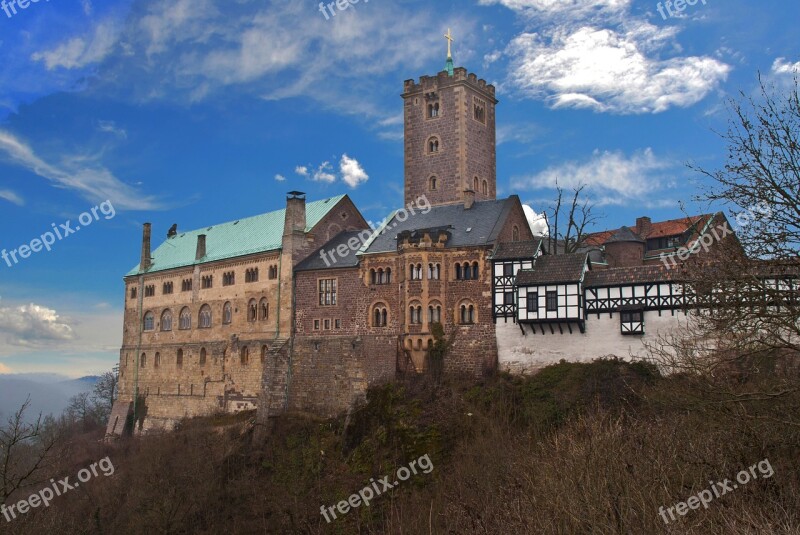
361,197,516,254
126,195,346,276
584,265,679,286
516,253,590,286
295,230,370,272
605,226,645,244
491,239,543,260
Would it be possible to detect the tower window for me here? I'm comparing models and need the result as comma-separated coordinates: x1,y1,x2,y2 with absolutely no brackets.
474,97,486,124
474,176,479,191
482,180,488,195
427,102,440,118
427,137,440,154
429,176,438,191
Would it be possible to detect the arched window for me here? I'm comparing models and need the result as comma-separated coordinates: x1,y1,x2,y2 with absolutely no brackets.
428,102,440,118
199,348,206,366
482,180,488,195
372,303,388,327
459,303,476,325
428,263,440,280
223,302,232,324
179,307,191,330
176,349,183,368
160,310,172,331
462,262,472,280
409,302,422,324
472,262,479,280
140,353,147,368
377,268,384,285
474,177,479,191
512,225,520,242
261,345,268,363
154,352,161,368
370,269,377,285
248,299,257,322
143,311,154,331
428,302,442,324
260,298,269,321
427,137,439,154
429,176,437,191
199,305,212,329
455,263,462,280
240,346,249,366
385,268,392,284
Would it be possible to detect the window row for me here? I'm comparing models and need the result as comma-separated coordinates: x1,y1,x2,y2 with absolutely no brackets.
370,268,392,285
313,318,343,331
134,265,279,298
409,263,442,281
455,262,480,281
143,299,271,331
370,301,473,327
137,345,271,368
525,291,559,312
472,177,489,195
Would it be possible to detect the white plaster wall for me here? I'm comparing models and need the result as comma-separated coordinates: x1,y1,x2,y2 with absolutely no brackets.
497,310,690,374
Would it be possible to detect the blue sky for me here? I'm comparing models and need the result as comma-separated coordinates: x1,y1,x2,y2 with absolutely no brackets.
0,0,796,377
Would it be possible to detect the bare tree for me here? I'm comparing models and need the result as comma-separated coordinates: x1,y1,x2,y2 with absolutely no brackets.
92,366,119,423
541,182,600,255
0,399,57,503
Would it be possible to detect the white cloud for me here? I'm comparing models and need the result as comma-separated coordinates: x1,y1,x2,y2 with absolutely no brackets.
772,57,800,75
505,25,730,114
295,166,309,177
312,161,336,183
0,130,160,210
0,303,76,348
31,21,119,70
0,362,11,374
523,204,549,235
0,189,24,206
479,0,630,18
339,154,369,188
513,148,673,206
274,174,286,182
97,120,127,139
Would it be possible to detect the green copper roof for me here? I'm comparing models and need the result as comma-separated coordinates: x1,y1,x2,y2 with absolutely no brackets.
126,195,346,277
444,57,454,76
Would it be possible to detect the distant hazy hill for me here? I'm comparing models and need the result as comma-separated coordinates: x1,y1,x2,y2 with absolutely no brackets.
0,374,99,421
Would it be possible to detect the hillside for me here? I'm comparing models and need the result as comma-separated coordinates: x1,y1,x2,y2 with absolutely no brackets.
2,359,798,534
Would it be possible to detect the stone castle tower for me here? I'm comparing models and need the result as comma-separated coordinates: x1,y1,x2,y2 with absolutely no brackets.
402,35,498,207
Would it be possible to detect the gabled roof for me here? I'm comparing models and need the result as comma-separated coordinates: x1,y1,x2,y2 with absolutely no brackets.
295,230,368,272
516,253,590,286
491,239,543,260
361,197,517,254
585,214,715,246
584,265,679,286
126,195,346,276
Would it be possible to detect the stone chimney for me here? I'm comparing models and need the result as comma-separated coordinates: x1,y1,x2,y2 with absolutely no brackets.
195,234,207,260
636,216,652,238
284,191,307,236
140,223,152,271
464,189,475,210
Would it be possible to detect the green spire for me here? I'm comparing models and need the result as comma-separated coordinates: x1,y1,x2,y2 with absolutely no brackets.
444,28,455,76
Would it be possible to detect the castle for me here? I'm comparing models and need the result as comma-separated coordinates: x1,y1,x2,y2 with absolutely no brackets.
107,40,735,435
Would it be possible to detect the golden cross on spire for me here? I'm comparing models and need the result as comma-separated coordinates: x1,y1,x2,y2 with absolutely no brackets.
444,28,454,59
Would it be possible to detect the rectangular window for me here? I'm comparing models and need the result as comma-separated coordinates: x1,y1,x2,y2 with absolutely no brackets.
546,291,558,312
504,292,515,305
319,279,337,306
313,319,320,331
503,263,514,277
526,292,538,312
620,310,645,335
324,319,331,330
335,319,342,329
130,287,137,299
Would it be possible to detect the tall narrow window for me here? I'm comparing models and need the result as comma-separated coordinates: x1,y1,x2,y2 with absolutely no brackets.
482,180,488,196
176,349,183,369
472,262,479,280
260,299,269,321
140,353,147,368
527,292,538,313
248,299,257,322
154,352,161,368
179,307,191,330
512,226,520,242
160,310,172,331
546,291,558,312
429,176,437,190
240,346,249,366
199,348,206,366
261,345,268,363
223,302,232,324
143,311,154,331
199,304,212,328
